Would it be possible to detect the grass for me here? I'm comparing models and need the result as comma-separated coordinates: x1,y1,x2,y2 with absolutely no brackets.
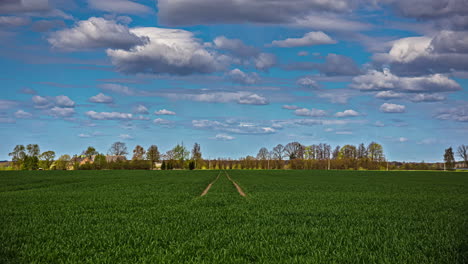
0,170,467,263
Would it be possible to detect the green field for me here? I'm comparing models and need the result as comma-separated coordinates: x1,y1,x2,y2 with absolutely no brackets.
1,170,467,263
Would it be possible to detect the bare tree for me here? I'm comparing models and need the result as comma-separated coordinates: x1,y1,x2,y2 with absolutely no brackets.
458,145,468,167
285,142,304,160
132,145,146,160
257,147,269,160
357,143,367,159
108,142,128,157
332,146,340,160
272,144,285,160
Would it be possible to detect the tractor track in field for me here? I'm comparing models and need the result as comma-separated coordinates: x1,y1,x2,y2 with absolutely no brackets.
224,171,247,197
200,172,220,196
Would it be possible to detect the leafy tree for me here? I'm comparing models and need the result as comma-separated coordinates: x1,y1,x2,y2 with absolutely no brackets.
9,145,26,169
173,144,189,163
23,156,39,170
161,160,167,170
94,154,107,170
26,144,40,157
191,143,202,169
339,145,357,159
56,155,71,170
367,142,385,162
132,145,146,160
39,151,55,170
457,145,468,167
108,142,128,157
357,143,368,159
444,147,455,170
189,161,195,170
146,145,160,169
82,146,98,158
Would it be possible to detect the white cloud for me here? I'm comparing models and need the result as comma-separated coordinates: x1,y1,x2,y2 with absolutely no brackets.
32,95,51,108
213,36,259,58
214,133,235,141
55,95,75,107
100,83,137,96
48,17,147,51
352,68,461,93
227,68,259,84
297,51,309,56
294,108,327,117
49,107,75,117
14,110,32,119
335,109,359,117
88,0,152,14
297,77,319,89
86,111,133,120
282,105,300,110
0,100,18,110
154,109,176,115
375,91,404,100
192,120,276,134
434,105,468,122
380,103,406,113
167,91,268,105
89,93,114,104
238,94,268,105
119,134,134,140
271,31,336,47
134,105,149,114
254,53,276,71
153,118,175,126
410,93,446,102
107,27,228,75
398,137,408,142
0,16,30,27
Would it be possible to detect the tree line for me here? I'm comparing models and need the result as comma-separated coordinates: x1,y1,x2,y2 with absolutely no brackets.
5,142,468,171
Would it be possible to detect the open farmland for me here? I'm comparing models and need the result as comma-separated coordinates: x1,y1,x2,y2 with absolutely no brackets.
1,170,467,263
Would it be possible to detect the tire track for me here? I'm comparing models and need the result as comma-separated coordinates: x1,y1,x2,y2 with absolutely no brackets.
200,172,220,196
224,171,246,197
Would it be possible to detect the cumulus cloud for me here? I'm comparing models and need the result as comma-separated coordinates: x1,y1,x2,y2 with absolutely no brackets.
284,53,361,76
0,16,30,27
294,108,327,117
335,109,359,117
351,68,461,93
100,83,138,96
410,93,446,102
14,110,32,119
89,93,114,104
154,109,176,115
297,77,319,89
227,68,259,84
213,36,259,58
214,134,235,141
291,14,371,31
192,120,276,134
375,32,468,75
86,111,133,120
282,105,300,110
48,107,75,117
107,27,228,75
254,53,276,71
0,100,18,110
271,31,336,47
48,17,147,51
119,134,134,140
134,105,149,114
55,95,75,107
88,0,152,14
153,118,175,127
157,0,352,26
380,103,406,113
166,91,269,105
0,0,49,14
434,105,468,122
32,95,51,108
375,90,404,100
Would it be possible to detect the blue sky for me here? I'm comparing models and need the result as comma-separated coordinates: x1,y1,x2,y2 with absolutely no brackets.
1,0,467,162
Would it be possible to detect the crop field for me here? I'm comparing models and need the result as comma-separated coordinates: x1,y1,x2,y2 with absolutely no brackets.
1,170,467,263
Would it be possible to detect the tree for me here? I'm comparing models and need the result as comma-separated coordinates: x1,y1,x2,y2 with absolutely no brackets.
173,144,189,162
9,145,26,169
146,145,160,169
108,142,128,156
82,147,98,158
332,146,340,160
56,155,71,170
272,144,285,160
256,147,269,160
285,142,304,160
444,147,455,170
339,145,357,159
26,144,40,157
357,143,367,159
39,151,55,170
94,154,107,170
23,156,39,170
457,145,468,167
191,143,202,169
132,145,146,160
367,142,385,162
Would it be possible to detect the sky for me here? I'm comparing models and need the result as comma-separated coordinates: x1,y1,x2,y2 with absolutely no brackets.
0,0,467,162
